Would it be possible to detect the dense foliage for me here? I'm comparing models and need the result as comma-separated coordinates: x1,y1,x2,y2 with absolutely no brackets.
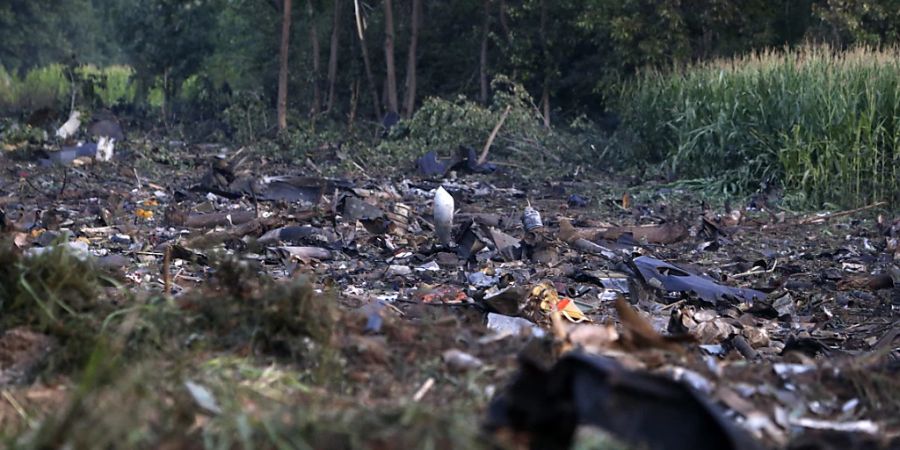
4,0,900,120
3,0,900,207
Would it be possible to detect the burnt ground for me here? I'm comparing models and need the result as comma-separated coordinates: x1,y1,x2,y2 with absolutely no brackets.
0,135,898,449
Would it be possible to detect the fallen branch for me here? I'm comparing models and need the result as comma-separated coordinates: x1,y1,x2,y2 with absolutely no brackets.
478,105,511,165
412,377,435,402
163,245,172,296
794,201,887,225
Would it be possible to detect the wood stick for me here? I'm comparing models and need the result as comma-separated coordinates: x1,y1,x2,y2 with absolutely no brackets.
412,377,435,402
478,105,512,165
163,245,172,295
795,201,887,225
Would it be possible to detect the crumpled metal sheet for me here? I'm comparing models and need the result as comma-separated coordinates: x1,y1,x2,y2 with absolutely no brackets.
633,256,766,304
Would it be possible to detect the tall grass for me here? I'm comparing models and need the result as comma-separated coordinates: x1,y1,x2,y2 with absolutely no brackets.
620,46,900,208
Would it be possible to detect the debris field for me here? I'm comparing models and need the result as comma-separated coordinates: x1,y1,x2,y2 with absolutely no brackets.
0,137,898,449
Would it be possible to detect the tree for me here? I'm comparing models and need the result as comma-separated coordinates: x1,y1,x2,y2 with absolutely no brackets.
277,0,292,130
0,0,121,73
539,0,549,127
307,0,322,116
117,0,217,119
479,0,491,104
354,0,381,118
402,0,421,116
325,0,341,113
383,0,399,114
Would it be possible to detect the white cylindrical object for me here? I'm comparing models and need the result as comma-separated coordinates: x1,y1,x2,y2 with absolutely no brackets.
434,186,455,246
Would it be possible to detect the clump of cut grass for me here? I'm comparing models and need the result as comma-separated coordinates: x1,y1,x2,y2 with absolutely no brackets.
0,239,117,369
9,351,489,450
620,45,900,208
186,254,339,370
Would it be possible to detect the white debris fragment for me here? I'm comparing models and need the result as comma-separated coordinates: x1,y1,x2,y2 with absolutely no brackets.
56,110,82,139
433,186,454,246
789,417,879,435
95,136,115,161
184,380,222,414
442,349,484,371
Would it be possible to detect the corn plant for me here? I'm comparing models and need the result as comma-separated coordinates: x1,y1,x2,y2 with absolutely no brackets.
620,45,900,208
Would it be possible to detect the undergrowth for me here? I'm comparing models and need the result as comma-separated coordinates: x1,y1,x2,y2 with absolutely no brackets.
0,245,499,449
0,239,118,370
619,45,900,208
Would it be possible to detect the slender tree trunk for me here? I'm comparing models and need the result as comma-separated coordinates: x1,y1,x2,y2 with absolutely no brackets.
161,68,170,127
277,0,293,131
498,0,509,40
354,0,381,118
359,33,381,119
308,0,322,116
541,83,550,128
383,0,399,114
325,0,341,113
479,0,490,104
402,0,421,117
348,79,359,129
539,0,550,128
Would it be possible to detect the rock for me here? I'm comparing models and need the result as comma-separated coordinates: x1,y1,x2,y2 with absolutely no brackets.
88,119,126,141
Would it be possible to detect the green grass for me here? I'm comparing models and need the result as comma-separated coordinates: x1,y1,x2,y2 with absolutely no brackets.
0,64,138,113
619,45,900,208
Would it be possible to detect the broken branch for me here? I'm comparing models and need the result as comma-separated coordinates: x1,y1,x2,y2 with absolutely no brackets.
478,105,511,165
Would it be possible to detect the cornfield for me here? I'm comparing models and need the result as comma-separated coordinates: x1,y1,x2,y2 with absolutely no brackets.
621,46,900,208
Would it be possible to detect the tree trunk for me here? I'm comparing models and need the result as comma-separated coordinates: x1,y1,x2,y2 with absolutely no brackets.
402,0,421,117
348,79,359,129
325,0,341,113
539,0,550,128
403,0,422,117
277,0,293,131
354,0,382,118
479,0,490,104
541,82,550,128
498,0,510,40
161,68,169,126
307,0,322,116
383,0,399,114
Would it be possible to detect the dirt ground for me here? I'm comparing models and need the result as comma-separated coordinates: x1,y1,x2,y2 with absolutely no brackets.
0,135,898,449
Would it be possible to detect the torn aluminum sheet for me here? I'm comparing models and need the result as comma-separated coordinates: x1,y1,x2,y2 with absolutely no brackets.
633,256,766,304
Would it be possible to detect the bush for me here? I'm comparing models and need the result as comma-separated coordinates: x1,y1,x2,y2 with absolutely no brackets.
0,64,137,113
375,76,550,164
619,45,900,208
222,90,271,143
89,65,137,108
20,64,71,111
0,66,18,110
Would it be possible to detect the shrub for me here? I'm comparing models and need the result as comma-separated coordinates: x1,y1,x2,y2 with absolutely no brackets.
20,64,71,111
375,76,551,165
99,65,137,107
619,45,900,208
222,90,271,143
0,66,19,111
